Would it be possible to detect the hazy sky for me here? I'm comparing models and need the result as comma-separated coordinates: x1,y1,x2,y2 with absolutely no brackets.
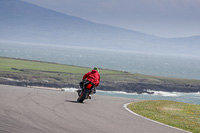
22,0,200,38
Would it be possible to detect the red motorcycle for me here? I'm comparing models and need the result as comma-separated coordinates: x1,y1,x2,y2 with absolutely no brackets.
77,80,96,103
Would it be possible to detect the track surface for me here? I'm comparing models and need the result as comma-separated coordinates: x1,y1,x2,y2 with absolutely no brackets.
0,85,188,133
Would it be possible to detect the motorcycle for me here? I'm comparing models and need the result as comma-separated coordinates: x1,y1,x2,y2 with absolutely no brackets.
77,80,96,103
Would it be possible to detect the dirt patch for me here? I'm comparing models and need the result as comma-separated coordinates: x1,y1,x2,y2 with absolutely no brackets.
161,106,182,111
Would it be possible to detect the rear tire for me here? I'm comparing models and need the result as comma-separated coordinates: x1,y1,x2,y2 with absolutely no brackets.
77,89,89,103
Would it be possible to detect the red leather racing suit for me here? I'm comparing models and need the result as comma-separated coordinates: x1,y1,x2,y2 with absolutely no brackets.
82,70,100,87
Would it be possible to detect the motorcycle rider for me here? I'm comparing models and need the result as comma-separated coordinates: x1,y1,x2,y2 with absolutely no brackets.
77,67,100,99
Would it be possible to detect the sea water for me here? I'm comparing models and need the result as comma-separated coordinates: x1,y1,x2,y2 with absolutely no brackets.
1,42,200,104
64,88,200,104
96,90,200,104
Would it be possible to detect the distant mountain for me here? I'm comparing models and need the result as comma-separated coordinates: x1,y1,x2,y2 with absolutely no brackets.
0,0,200,56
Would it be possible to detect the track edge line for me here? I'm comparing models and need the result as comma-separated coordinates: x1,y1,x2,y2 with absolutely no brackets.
123,103,191,133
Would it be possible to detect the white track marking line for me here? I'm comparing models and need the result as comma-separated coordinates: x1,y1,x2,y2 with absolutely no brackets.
124,103,191,133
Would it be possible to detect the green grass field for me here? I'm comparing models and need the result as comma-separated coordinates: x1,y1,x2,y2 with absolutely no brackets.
1,57,200,84
0,57,174,83
0,57,122,74
0,57,127,87
128,100,200,133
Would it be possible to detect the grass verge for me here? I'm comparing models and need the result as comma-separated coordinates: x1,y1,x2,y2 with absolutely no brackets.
128,100,200,133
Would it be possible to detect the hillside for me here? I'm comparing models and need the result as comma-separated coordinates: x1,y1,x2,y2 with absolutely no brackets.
1,57,200,94
0,0,200,56
0,0,156,45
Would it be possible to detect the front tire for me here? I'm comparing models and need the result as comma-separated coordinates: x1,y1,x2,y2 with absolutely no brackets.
77,89,89,103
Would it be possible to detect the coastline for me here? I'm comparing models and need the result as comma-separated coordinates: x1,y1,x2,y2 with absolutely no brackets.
1,57,200,95
1,78,200,94
1,82,200,104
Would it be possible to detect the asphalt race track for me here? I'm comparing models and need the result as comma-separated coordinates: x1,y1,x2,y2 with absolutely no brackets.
0,85,189,133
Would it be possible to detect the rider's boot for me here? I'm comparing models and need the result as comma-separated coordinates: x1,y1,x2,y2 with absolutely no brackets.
77,90,81,96
88,94,91,99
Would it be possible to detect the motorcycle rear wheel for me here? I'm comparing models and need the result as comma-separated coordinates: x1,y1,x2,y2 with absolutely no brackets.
77,89,90,103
